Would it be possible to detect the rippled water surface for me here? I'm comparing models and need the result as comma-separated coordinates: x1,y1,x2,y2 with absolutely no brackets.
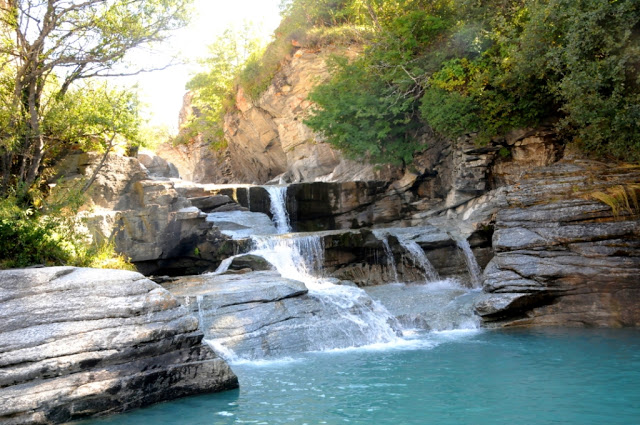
80,328,640,425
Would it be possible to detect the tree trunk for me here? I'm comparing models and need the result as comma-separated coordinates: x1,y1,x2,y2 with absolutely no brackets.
82,133,117,193
24,77,44,188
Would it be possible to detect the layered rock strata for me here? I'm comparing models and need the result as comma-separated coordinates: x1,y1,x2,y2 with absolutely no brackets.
475,161,640,327
0,267,238,424
54,153,242,276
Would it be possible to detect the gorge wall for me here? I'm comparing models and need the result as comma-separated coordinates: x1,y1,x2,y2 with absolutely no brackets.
160,45,400,185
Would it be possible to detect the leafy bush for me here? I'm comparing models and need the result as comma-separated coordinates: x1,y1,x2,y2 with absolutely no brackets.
305,55,424,165
0,196,133,270
307,0,640,163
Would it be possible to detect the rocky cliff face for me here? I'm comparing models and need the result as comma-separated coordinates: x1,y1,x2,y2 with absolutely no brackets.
0,267,238,424
55,152,244,276
159,46,400,184
155,92,230,183
475,160,640,327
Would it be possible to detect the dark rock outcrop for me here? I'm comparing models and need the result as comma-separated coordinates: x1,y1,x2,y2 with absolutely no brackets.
0,267,238,424
475,161,640,327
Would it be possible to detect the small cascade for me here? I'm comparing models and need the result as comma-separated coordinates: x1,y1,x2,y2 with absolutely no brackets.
381,237,399,282
211,256,236,275
250,233,401,350
397,239,440,282
456,239,482,288
265,185,291,234
252,235,325,280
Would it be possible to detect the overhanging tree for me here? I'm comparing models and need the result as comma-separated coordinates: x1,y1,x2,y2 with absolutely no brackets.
0,0,191,196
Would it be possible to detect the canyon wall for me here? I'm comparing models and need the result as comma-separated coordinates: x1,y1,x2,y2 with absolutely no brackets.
160,46,399,184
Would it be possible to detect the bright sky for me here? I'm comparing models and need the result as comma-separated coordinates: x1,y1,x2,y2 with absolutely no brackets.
125,0,283,133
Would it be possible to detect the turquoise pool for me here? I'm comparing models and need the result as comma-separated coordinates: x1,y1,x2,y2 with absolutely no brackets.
79,328,640,425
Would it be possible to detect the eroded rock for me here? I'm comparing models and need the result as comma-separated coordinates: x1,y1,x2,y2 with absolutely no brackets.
476,161,640,327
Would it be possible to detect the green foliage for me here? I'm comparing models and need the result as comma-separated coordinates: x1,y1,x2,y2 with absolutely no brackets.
306,57,422,165
1,0,192,194
305,3,455,163
180,25,265,147
528,0,640,161
42,82,143,158
420,88,481,138
306,0,640,163
0,195,133,270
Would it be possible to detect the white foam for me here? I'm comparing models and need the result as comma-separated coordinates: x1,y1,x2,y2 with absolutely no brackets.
419,278,465,292
230,356,305,367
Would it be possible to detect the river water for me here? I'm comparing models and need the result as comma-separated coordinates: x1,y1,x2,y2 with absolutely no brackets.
80,328,640,425
78,187,640,424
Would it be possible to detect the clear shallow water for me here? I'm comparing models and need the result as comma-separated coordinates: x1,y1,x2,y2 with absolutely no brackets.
79,328,640,425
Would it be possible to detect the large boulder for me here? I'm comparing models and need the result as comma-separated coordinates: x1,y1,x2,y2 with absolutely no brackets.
55,152,245,276
0,267,238,424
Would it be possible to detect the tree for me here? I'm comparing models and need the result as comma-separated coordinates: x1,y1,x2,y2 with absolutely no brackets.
180,24,265,148
0,0,191,197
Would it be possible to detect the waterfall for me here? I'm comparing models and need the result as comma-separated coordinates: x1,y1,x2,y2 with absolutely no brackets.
251,234,400,349
397,239,440,282
252,235,325,280
265,186,291,234
211,256,236,275
456,239,482,288
381,236,399,282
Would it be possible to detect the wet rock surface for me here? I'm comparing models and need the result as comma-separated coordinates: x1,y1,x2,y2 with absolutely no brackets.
0,267,238,425
164,271,398,359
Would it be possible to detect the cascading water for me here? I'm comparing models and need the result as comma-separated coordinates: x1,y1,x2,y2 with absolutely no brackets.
198,185,484,360
265,185,291,234
397,238,440,282
250,234,401,351
456,239,483,288
380,236,399,282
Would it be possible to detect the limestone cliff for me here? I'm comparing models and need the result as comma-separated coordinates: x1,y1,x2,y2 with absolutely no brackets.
160,46,399,184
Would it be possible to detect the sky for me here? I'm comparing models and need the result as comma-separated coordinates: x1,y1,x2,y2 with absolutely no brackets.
124,0,283,133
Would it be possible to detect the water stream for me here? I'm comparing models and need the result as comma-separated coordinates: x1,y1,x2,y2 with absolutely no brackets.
396,238,440,282
380,235,399,282
457,239,483,288
264,185,291,234
249,234,402,352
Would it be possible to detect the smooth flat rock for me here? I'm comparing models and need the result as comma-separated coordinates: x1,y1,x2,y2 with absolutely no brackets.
164,271,399,360
0,267,238,425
